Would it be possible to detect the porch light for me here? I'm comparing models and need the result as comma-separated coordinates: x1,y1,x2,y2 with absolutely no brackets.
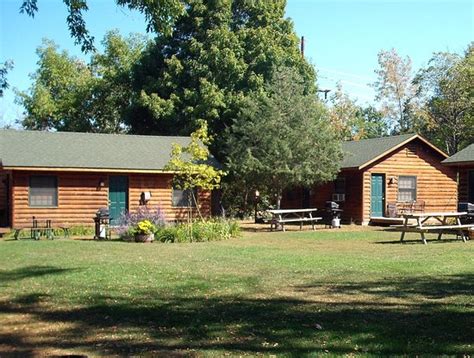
98,179,105,188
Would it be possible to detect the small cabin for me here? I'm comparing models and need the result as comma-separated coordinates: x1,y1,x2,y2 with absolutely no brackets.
442,143,474,203
282,134,458,225
0,130,213,229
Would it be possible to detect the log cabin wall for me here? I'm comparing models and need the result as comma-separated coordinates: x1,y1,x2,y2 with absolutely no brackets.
128,173,211,221
281,170,364,224
10,170,211,228
361,139,458,223
11,170,108,228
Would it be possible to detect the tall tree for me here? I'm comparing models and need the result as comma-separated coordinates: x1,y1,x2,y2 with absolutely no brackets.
20,0,185,52
127,0,315,158
328,83,388,140
371,48,418,133
17,31,147,132
225,67,341,210
414,44,474,154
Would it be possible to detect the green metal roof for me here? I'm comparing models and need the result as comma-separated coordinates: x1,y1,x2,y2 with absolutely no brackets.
0,130,197,171
341,133,432,169
442,143,474,165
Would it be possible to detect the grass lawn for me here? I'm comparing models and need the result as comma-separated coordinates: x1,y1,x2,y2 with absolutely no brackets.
0,227,472,356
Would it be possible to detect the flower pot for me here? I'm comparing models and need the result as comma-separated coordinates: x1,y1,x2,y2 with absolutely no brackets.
135,233,154,243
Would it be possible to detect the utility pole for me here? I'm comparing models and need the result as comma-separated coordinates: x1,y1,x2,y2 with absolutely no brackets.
317,89,331,100
300,36,305,57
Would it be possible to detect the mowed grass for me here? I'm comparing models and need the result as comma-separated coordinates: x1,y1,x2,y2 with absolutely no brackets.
0,228,473,356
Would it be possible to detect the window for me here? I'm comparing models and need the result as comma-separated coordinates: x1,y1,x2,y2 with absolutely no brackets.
335,177,345,194
469,170,474,203
29,176,58,207
172,188,197,207
398,176,416,202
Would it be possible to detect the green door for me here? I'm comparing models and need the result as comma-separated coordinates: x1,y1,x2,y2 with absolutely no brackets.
109,176,128,225
371,174,385,217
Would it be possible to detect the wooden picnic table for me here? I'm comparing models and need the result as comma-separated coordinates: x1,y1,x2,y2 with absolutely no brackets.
396,212,472,244
268,208,322,232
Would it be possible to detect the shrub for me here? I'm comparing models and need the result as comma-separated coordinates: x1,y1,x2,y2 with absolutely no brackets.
155,219,240,243
116,206,166,239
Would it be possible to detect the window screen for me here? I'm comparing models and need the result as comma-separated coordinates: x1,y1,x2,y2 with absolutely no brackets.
398,176,416,202
172,188,197,207
29,176,58,207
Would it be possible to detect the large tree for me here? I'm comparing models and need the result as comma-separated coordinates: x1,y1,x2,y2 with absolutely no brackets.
414,44,474,154
371,48,418,133
17,31,147,132
225,67,341,210
127,0,315,158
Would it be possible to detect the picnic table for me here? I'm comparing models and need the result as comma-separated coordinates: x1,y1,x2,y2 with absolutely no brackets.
395,212,473,244
268,208,322,232
13,218,70,240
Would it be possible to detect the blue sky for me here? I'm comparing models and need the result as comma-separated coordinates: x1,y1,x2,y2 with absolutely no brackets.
1,0,472,127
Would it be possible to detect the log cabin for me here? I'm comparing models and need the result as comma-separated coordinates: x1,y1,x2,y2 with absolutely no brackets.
0,130,213,229
282,133,458,225
442,143,474,203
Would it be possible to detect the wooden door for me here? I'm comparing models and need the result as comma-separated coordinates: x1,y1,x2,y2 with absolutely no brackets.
371,174,385,217
109,176,128,225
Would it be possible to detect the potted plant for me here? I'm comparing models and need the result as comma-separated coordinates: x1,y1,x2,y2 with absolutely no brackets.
134,220,156,243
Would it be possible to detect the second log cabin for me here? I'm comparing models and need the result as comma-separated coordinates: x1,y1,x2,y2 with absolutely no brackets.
282,134,458,225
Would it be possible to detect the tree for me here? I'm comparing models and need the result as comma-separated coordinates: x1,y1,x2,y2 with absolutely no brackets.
165,119,225,218
371,48,418,133
328,83,388,140
17,31,147,132
413,44,474,154
127,0,315,159
20,0,185,52
225,67,342,210
0,60,14,97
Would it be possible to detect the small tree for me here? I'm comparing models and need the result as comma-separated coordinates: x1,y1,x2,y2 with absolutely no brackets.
165,120,225,219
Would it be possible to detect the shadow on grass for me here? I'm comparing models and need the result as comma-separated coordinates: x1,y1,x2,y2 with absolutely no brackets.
0,266,79,285
1,274,473,356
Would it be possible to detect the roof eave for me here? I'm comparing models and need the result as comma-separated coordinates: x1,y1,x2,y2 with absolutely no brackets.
0,166,178,174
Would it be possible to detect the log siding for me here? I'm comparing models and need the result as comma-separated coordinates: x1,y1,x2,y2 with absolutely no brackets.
9,170,211,228
362,140,457,223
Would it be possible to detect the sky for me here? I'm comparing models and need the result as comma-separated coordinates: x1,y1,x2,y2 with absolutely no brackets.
0,0,473,127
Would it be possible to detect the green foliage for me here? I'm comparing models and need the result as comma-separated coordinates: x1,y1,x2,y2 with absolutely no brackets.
154,219,240,243
225,66,342,209
17,31,147,132
328,83,389,140
413,43,474,154
20,0,185,52
166,120,225,193
127,0,315,159
0,60,13,97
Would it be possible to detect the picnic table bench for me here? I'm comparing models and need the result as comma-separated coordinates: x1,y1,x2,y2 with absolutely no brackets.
268,208,322,232
394,212,472,244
